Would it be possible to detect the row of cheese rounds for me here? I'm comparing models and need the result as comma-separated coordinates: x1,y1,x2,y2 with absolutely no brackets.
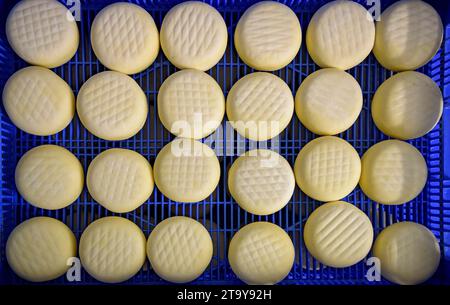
6,210,440,285
15,136,427,216
3,66,443,143
6,1,443,73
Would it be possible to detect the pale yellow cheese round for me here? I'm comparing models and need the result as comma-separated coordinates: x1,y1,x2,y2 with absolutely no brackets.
160,1,227,71
306,0,375,70
6,0,79,68
234,1,302,71
91,3,159,74
304,201,373,268
373,222,440,285
147,216,213,283
373,0,443,71
294,136,361,202
295,68,362,135
15,145,84,210
228,149,295,215
6,217,77,282
158,69,225,140
228,222,294,285
359,140,427,205
371,71,443,140
79,216,147,283
87,148,154,213
153,138,220,202
226,72,294,141
3,66,75,136
77,71,148,141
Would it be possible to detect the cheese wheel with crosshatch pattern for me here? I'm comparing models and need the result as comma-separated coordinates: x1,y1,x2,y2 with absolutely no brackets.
234,1,302,71
158,69,225,140
359,140,427,205
371,71,443,140
373,222,440,285
153,138,220,203
15,145,84,210
228,222,295,285
79,217,147,283
306,0,375,70
295,68,363,135
226,72,294,141
147,216,213,283
303,201,373,268
228,149,295,215
6,217,77,282
294,136,361,202
90,2,159,74
3,66,75,136
76,71,148,141
160,1,227,71
373,0,443,72
87,148,154,213
6,0,79,68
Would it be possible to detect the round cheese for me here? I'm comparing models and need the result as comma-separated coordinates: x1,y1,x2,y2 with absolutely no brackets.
15,145,84,210
6,217,77,282
226,72,294,141
371,71,443,140
359,140,428,205
158,69,225,139
306,0,375,70
153,138,220,203
294,136,361,202
373,0,443,71
3,66,75,136
87,148,154,213
6,0,79,67
228,149,295,215
373,222,440,285
79,217,147,283
91,2,159,74
147,216,213,283
160,1,227,71
295,68,362,135
234,1,302,71
77,71,148,141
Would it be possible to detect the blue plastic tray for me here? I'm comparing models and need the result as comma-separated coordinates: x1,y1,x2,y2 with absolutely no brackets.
0,0,449,285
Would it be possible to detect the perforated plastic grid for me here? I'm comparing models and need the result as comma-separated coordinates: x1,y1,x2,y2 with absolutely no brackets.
0,0,448,285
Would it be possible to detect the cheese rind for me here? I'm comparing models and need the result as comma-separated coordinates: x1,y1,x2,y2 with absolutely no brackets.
295,68,363,135
91,3,159,74
6,0,79,68
373,0,443,72
79,217,147,283
303,201,373,268
6,217,77,282
160,1,227,71
153,138,220,202
77,71,148,141
359,140,427,205
15,145,84,210
226,72,294,141
87,148,154,213
371,71,443,140
147,216,213,283
294,136,361,202
306,0,375,70
373,222,440,285
158,69,225,140
234,1,302,71
228,222,295,285
228,149,295,215
3,66,75,136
